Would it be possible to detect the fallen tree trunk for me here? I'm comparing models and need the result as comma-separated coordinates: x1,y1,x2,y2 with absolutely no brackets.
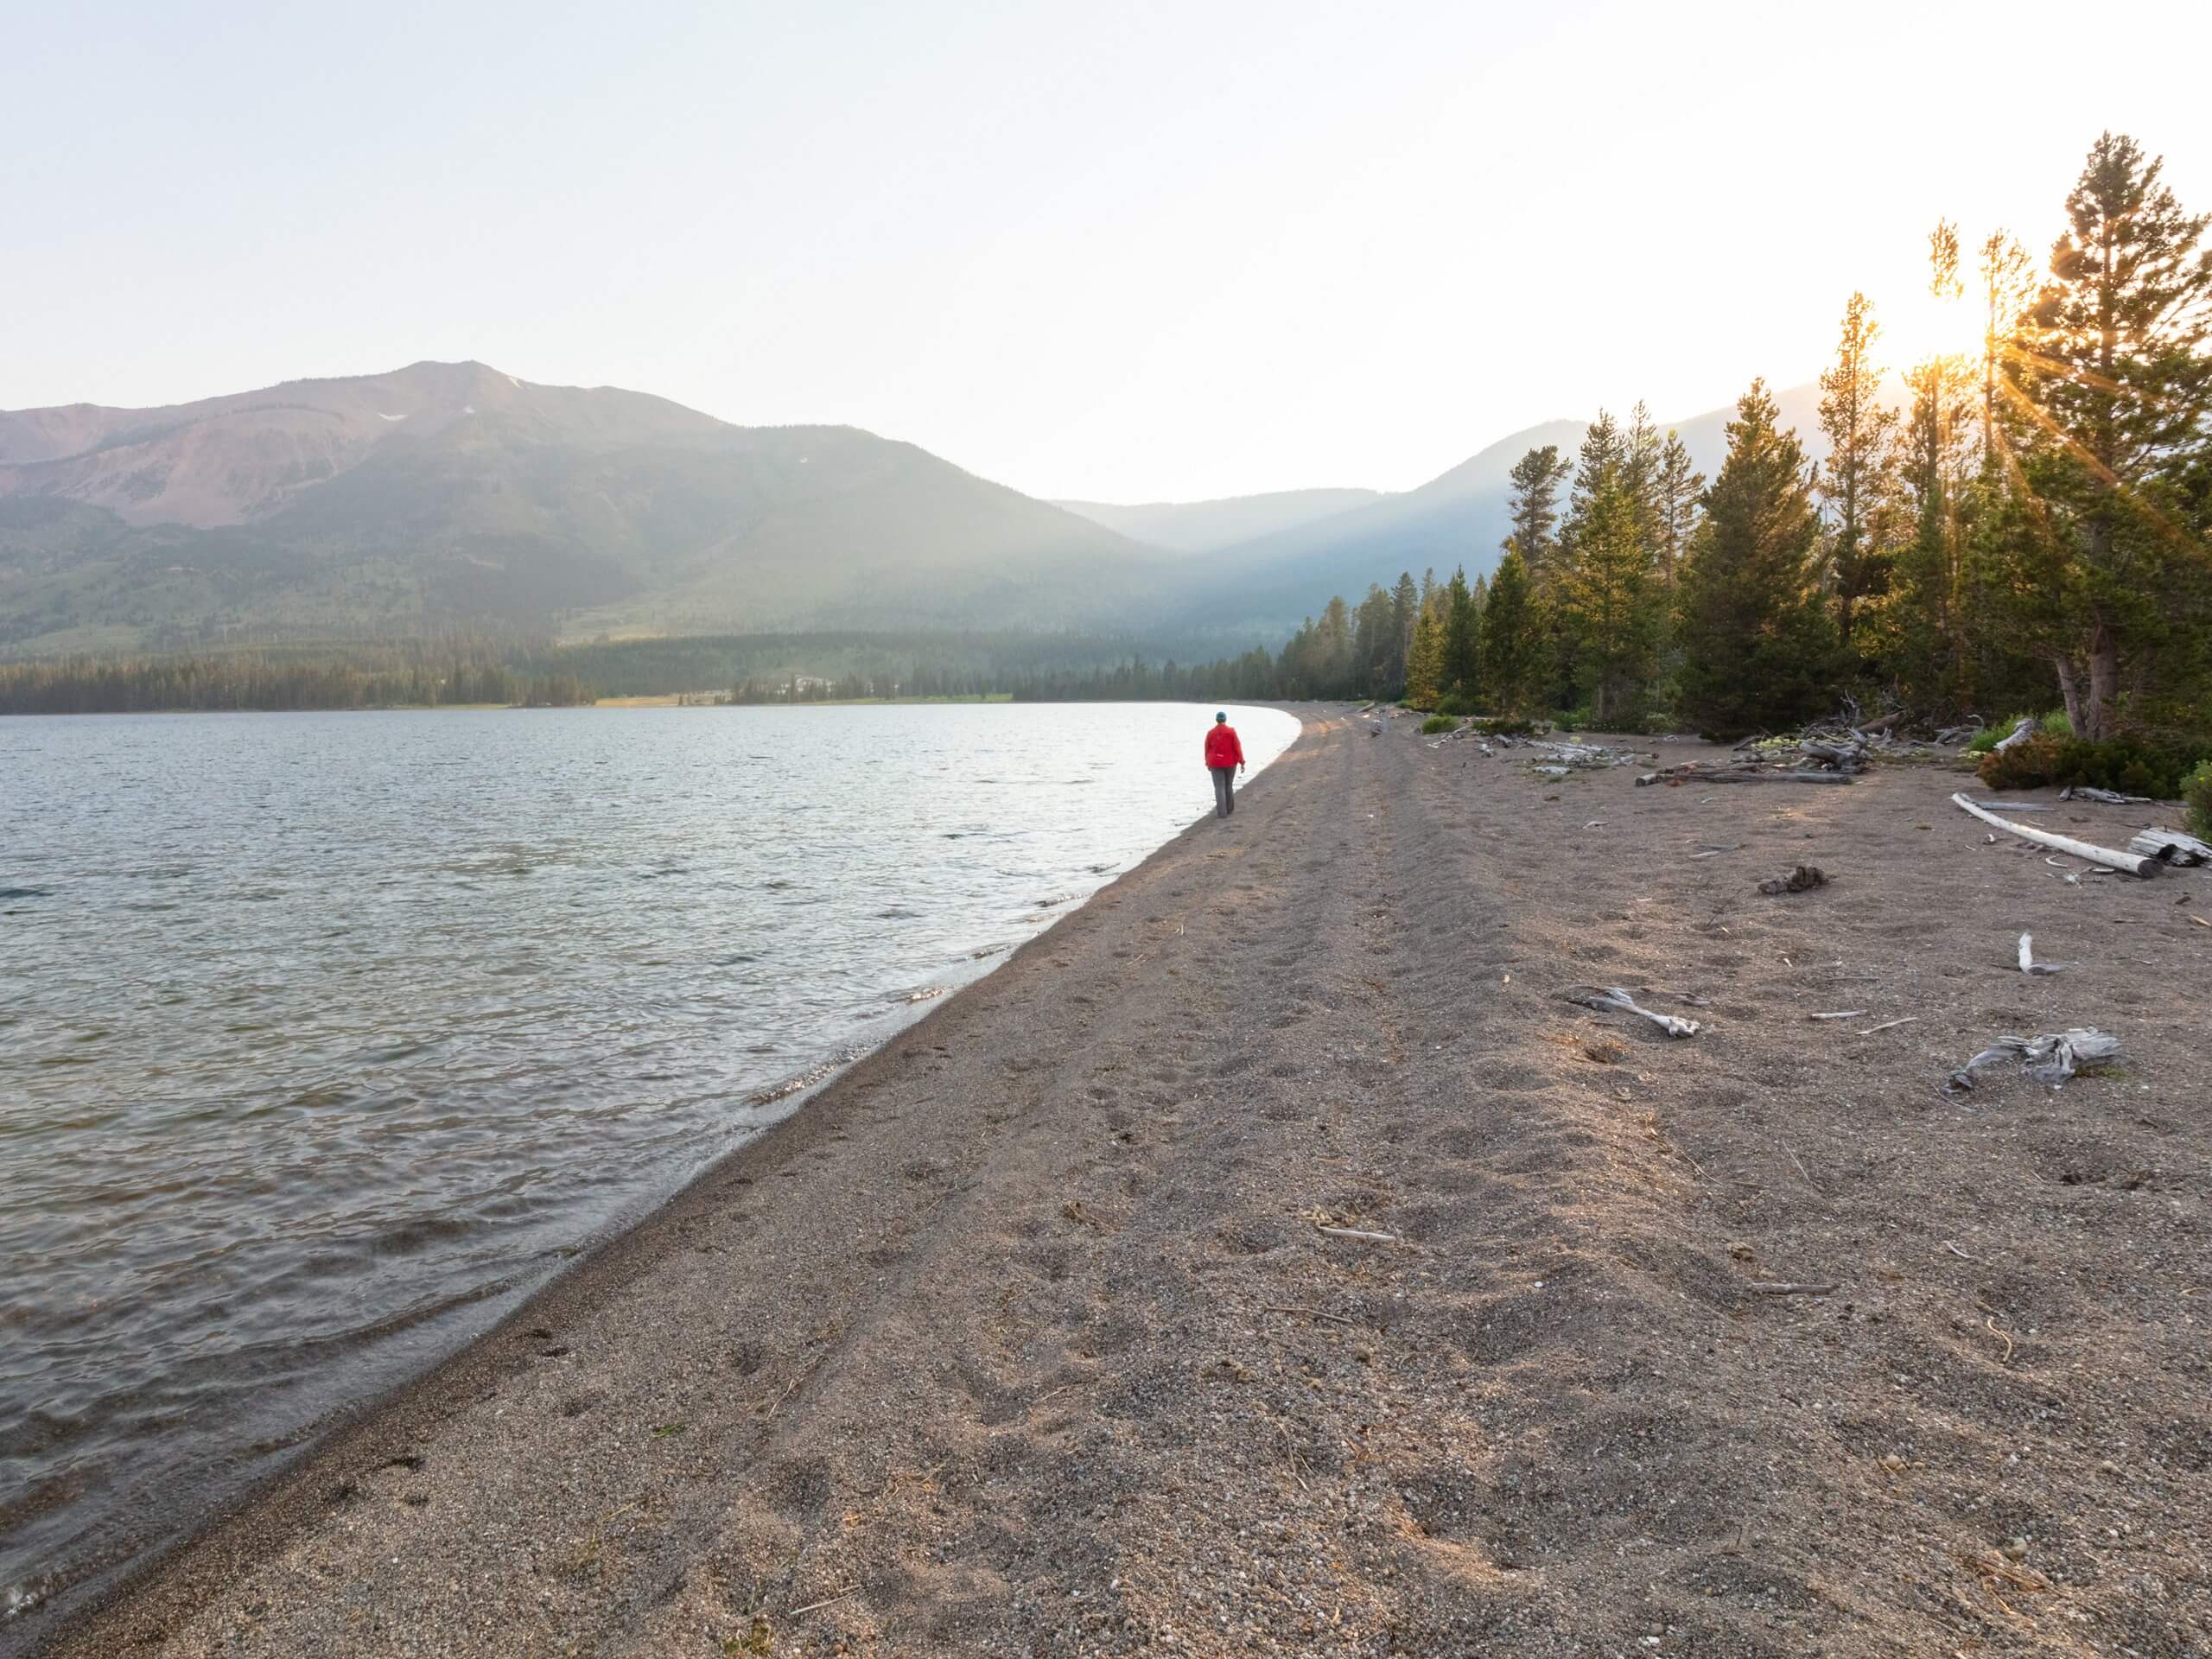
1703,770,1855,785
2130,829,2212,867
1950,792,2160,879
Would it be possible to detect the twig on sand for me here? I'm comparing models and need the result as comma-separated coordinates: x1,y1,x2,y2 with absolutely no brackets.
1264,1306,1358,1327
1748,1281,1840,1296
1943,1241,1986,1263
1859,1016,1919,1035
1317,1225,1400,1244
1780,1141,1819,1193
1808,1009,1866,1020
790,1587,860,1618
1984,1315,2015,1364
761,1376,802,1422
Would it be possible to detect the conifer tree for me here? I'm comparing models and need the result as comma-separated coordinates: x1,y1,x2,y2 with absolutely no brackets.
1890,351,1980,705
1559,465,1662,725
1478,549,1544,719
1816,292,1900,650
1503,445,1573,572
1405,608,1444,707
1677,380,1838,736
2003,132,2212,739
1440,566,1481,699
1388,571,1420,691
1652,432,1704,592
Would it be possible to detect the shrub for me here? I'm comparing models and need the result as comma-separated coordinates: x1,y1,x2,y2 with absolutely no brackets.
1976,733,2060,791
1435,691,1472,717
1421,714,1461,734
1979,733,2200,799
2186,760,2212,840
2040,709,2072,737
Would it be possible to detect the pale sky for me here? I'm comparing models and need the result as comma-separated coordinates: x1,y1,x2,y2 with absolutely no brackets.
5,0,2209,502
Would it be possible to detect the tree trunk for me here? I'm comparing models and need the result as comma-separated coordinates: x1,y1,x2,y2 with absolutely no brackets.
2054,654,2084,735
2084,626,2121,742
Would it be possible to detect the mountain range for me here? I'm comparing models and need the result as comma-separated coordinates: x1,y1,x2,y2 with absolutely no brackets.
0,362,1833,659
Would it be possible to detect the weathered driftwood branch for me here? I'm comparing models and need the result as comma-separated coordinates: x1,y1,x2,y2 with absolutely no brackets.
2132,828,2212,867
1701,770,1853,785
1991,715,2037,753
1950,792,2160,879
1748,1281,1840,1297
1561,986,1700,1039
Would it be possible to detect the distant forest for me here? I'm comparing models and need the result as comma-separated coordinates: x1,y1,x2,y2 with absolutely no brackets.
6,135,2207,757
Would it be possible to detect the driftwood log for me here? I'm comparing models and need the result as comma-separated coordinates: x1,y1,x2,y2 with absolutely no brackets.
1991,715,2038,754
1951,792,2160,879
2131,828,2212,867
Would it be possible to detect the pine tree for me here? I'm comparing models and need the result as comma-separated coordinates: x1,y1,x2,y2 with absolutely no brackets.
1677,380,1838,737
1503,445,1573,573
2003,132,2212,739
1440,566,1481,699
1890,351,1980,706
1478,549,1544,719
1653,432,1704,593
1405,609,1444,707
1388,571,1420,692
1816,292,1900,650
1559,465,1661,725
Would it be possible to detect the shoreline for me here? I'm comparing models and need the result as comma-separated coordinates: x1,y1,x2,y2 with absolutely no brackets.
29,709,2212,1656
18,710,1321,1656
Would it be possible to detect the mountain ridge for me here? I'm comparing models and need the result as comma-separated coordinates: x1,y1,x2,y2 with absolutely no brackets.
0,362,1165,656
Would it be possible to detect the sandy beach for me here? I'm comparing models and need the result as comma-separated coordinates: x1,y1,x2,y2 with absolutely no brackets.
35,709,2211,1657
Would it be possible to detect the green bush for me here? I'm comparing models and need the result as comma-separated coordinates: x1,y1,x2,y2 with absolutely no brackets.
1435,691,1472,717
2183,760,2212,839
1976,733,2061,791
2040,709,2072,737
1979,733,2200,798
1421,714,1461,734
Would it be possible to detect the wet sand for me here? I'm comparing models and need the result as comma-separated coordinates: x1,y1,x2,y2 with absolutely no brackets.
34,710,2212,1656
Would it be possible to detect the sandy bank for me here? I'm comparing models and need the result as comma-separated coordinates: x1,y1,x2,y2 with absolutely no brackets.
35,711,2212,1656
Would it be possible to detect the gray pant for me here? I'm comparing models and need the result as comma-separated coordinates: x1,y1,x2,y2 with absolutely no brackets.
1211,766,1236,817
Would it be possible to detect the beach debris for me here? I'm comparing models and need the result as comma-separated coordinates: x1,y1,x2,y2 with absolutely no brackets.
1950,791,2160,878
1945,1027,2120,1092
1638,762,1853,785
2131,828,2212,866
1747,1281,1841,1297
1972,799,2052,812
1317,1224,1401,1244
1859,1016,1919,1035
1808,1009,1867,1020
1561,985,1700,1039
2017,933,2065,976
1758,864,1827,895
2060,784,2152,804
1990,715,2039,755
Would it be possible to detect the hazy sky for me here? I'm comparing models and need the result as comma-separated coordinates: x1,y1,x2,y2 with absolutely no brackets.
6,0,2209,501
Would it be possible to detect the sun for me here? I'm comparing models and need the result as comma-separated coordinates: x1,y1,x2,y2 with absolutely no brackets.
1878,282,1985,375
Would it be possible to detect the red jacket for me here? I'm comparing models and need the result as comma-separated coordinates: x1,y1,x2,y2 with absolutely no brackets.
1205,723,1244,769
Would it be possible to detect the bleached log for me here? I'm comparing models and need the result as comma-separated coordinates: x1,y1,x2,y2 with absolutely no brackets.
1950,792,2160,879
2131,828,2212,867
1991,715,2038,753
1703,770,1855,785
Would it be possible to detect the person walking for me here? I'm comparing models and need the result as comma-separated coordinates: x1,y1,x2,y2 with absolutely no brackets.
1205,710,1245,818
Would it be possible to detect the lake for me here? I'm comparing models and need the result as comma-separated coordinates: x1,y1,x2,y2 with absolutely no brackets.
0,701,1300,1633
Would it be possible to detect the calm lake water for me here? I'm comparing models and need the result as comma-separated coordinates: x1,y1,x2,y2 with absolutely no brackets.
0,702,1299,1633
